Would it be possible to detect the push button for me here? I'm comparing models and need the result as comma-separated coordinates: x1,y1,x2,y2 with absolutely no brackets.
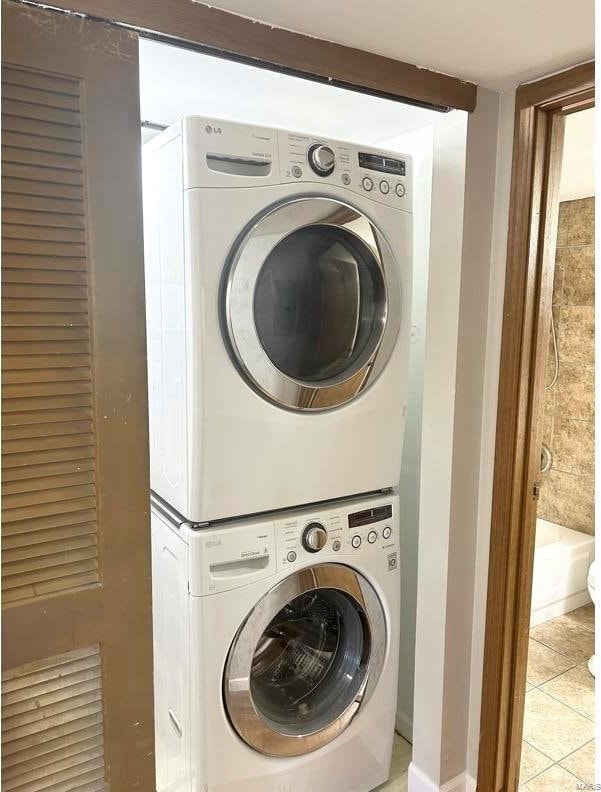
362,176,373,192
351,535,362,549
395,183,406,198
332,540,341,551
291,165,303,178
379,180,389,195
342,173,351,185
383,526,392,539
368,530,378,544
287,550,297,562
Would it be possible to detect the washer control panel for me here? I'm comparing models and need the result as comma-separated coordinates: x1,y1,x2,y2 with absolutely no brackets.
275,499,397,571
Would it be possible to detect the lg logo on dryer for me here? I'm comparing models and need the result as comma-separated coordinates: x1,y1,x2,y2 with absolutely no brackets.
204,124,222,134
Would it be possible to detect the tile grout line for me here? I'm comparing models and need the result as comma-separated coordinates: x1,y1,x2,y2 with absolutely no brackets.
528,639,594,719
536,682,595,724
557,738,596,783
528,633,592,666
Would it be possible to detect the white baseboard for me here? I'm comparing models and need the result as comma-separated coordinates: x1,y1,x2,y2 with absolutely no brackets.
395,708,413,743
530,590,591,628
408,762,472,792
464,774,477,792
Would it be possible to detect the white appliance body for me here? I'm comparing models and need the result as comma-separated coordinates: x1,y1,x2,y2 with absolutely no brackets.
144,117,413,522
151,492,400,792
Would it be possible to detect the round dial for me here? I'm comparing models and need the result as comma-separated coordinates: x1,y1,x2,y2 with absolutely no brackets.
308,144,335,176
302,522,328,552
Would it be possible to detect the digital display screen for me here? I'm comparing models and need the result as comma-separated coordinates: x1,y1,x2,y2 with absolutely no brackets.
348,504,392,528
359,152,406,176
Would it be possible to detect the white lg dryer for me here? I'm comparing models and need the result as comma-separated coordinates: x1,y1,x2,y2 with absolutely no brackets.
143,117,412,522
151,491,400,792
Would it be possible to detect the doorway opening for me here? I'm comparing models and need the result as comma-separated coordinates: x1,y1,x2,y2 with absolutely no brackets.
519,107,595,788
477,63,595,792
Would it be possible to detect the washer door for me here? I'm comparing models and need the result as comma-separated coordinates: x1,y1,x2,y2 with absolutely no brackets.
223,564,386,757
222,197,401,410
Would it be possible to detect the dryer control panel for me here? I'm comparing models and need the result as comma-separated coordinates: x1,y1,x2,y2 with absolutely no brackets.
274,497,397,572
179,116,412,212
278,131,412,212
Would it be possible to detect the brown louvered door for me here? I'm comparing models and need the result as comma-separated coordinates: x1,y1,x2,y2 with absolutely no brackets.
1,3,154,791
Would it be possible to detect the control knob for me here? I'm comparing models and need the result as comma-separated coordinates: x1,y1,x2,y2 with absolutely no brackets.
308,144,335,176
302,522,328,552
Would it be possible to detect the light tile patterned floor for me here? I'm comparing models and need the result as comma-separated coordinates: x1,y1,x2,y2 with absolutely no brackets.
520,604,595,788
375,733,411,791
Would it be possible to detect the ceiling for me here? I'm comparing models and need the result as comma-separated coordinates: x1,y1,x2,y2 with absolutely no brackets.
559,108,594,201
140,39,441,145
197,0,594,90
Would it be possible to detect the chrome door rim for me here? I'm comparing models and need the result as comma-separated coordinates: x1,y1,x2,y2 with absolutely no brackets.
222,196,401,411
223,563,387,757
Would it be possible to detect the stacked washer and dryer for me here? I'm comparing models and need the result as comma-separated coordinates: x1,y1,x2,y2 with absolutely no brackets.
143,116,413,792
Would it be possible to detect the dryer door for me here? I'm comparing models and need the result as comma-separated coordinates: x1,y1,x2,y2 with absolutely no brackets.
222,197,401,410
223,563,386,757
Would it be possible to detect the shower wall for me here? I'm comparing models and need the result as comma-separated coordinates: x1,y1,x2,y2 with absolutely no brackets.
539,197,595,534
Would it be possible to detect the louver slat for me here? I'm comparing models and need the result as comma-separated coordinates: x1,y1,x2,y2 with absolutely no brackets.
1,647,107,792
1,66,99,602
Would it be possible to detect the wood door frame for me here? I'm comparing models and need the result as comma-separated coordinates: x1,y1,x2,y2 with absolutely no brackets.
477,62,594,792
8,0,477,112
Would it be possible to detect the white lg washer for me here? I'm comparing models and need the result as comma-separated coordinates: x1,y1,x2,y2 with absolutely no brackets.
151,491,400,792
143,117,412,522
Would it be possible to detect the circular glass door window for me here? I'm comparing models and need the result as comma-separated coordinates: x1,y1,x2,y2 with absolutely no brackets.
223,197,402,411
223,563,387,756
253,225,386,384
249,588,369,736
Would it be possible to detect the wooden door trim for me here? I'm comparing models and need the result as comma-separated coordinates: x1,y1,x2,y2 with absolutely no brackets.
9,0,477,112
477,61,594,792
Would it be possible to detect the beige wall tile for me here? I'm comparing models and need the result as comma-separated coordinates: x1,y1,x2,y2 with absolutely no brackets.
552,416,594,477
537,475,549,518
556,201,571,248
552,248,566,305
557,306,594,365
541,402,554,449
545,198,595,535
562,245,594,306
554,363,594,421
544,470,594,534
565,197,594,247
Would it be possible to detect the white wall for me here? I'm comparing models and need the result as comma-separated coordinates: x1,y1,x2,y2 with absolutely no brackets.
465,89,515,782
139,38,438,144
408,110,468,791
559,107,595,201
407,88,513,792
379,126,435,742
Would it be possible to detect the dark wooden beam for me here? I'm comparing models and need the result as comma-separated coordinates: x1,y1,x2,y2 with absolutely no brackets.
12,0,477,112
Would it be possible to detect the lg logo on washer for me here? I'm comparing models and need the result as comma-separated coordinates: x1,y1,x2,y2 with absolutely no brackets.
204,124,222,134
